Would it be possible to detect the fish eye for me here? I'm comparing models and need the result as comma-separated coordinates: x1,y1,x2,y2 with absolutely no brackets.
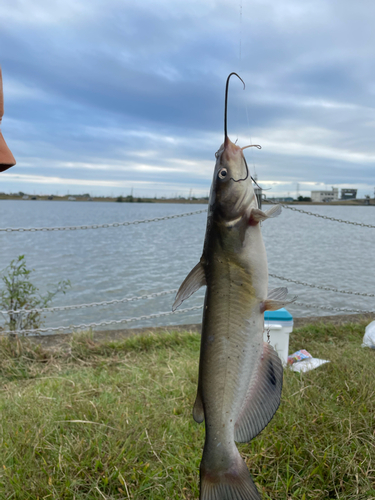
218,168,228,179
215,151,220,159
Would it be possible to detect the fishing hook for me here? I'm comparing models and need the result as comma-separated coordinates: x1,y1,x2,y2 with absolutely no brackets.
224,72,245,142
224,73,261,183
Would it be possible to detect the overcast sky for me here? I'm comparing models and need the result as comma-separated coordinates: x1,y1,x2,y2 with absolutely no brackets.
1,0,375,198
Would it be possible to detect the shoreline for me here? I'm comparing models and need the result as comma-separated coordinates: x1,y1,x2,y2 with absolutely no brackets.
17,312,375,351
0,195,374,206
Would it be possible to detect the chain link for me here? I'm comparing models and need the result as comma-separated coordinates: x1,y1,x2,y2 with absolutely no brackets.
0,289,178,316
5,299,374,335
269,273,375,298
0,209,208,232
292,300,375,314
2,274,373,317
3,299,373,335
2,202,374,231
266,200,375,227
5,305,204,336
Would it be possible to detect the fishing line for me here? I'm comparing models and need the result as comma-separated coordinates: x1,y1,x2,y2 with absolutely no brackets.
239,1,242,66
238,1,260,188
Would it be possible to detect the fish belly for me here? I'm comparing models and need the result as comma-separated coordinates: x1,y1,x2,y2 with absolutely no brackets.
200,261,263,464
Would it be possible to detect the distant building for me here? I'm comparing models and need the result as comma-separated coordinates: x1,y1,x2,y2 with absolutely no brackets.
22,195,29,200
311,187,339,203
341,188,357,200
254,187,262,208
68,196,76,201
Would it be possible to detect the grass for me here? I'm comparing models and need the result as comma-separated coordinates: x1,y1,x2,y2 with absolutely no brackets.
0,321,374,499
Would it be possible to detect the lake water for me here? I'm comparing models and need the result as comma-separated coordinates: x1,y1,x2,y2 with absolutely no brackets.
0,200,374,333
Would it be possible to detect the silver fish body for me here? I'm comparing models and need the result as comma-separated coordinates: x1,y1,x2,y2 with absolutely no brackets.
173,75,290,500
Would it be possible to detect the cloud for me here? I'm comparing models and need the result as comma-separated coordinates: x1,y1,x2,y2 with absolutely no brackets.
0,0,374,198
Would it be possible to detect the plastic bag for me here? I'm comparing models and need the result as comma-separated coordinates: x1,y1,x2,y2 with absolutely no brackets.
362,320,375,349
291,358,330,373
287,349,329,373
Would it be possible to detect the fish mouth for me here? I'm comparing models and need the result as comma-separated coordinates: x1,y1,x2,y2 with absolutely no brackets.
222,137,249,183
231,155,249,183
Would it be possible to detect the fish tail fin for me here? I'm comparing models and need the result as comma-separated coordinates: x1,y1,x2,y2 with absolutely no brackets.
200,447,261,500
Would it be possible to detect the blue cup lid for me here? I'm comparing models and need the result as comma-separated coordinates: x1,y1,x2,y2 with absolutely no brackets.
264,307,293,322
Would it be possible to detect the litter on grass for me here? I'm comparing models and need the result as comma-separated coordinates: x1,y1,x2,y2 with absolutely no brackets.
288,349,330,373
291,358,330,373
362,320,375,349
287,349,312,364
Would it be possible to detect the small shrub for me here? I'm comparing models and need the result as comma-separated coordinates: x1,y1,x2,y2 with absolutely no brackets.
0,255,70,334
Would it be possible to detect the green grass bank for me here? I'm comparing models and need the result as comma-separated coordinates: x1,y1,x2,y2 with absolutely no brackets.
0,320,374,499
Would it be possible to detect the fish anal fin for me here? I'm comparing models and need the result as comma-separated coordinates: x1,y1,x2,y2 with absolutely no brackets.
260,286,296,313
249,204,281,225
172,261,206,311
234,342,283,443
193,387,204,424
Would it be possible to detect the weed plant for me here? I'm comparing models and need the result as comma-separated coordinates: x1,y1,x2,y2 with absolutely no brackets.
0,320,374,499
0,255,70,333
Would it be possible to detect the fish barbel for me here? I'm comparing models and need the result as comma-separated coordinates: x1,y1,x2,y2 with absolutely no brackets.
173,73,291,500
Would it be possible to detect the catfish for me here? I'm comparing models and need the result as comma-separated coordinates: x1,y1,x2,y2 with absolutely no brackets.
174,73,292,500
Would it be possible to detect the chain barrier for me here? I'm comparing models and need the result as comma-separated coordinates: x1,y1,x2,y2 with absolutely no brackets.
266,200,375,228
1,273,373,317
1,203,374,230
292,300,375,315
5,299,374,335
269,273,375,298
0,209,208,232
0,289,178,316
5,305,204,336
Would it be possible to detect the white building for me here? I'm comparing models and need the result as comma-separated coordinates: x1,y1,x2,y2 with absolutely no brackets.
311,187,339,203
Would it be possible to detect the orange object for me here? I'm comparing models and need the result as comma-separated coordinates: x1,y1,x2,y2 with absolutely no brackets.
0,66,16,172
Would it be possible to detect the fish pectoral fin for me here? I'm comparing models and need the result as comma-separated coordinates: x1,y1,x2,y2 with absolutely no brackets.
249,204,281,225
234,342,283,443
193,388,204,423
172,261,206,311
260,286,296,312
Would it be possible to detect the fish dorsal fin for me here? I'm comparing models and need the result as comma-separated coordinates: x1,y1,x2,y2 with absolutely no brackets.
260,287,296,313
172,261,206,311
249,204,281,225
234,342,283,443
